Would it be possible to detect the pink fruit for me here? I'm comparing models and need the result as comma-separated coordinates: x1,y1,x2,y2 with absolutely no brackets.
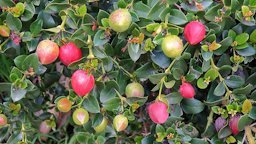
184,21,206,45
59,42,82,66
36,40,59,65
71,70,95,96
148,101,169,124
179,82,195,99
0,114,7,126
229,115,240,135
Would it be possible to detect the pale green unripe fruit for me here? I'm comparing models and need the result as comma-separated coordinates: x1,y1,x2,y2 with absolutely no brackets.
161,35,184,58
72,108,89,125
113,114,128,132
125,82,144,97
109,9,132,32
94,117,108,133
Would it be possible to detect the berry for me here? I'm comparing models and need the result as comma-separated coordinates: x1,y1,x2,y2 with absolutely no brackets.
148,101,169,124
39,120,51,134
72,108,89,125
109,9,132,32
179,82,195,99
113,114,128,132
214,117,226,132
36,40,59,65
39,120,51,141
0,25,10,37
59,42,82,66
0,114,7,127
94,117,108,133
184,21,206,45
229,115,240,135
161,35,184,58
71,70,95,96
57,97,72,112
125,82,144,97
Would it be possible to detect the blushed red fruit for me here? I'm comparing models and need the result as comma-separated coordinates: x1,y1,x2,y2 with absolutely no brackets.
36,40,59,65
113,114,128,132
229,115,240,135
161,35,184,58
125,82,144,97
184,21,206,45
57,97,72,112
39,120,52,141
179,82,195,98
148,101,169,124
109,9,132,32
72,108,89,125
0,114,7,126
59,42,82,66
39,120,51,134
71,70,95,96
0,25,10,37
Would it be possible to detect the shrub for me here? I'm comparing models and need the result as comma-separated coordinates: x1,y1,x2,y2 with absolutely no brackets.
0,0,256,143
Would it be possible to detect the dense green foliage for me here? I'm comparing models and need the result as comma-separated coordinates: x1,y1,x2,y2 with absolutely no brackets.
0,0,256,144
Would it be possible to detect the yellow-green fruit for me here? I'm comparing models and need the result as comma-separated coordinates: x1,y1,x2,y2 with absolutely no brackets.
94,117,108,133
72,108,89,125
113,114,128,132
109,9,132,32
125,82,144,97
0,25,10,37
0,114,7,127
57,97,72,112
161,35,184,58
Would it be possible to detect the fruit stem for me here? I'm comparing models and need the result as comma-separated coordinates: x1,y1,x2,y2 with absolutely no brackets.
245,126,255,144
87,35,95,59
157,77,165,98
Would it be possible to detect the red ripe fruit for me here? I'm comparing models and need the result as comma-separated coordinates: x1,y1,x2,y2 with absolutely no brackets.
184,21,206,45
36,40,59,65
71,70,95,96
229,115,240,135
148,101,169,124
179,82,195,98
59,42,82,66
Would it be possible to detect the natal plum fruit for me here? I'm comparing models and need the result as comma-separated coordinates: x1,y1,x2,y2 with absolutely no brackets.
109,9,132,32
36,40,59,65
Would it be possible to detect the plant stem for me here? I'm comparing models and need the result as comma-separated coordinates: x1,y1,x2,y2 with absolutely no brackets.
87,35,95,59
0,38,10,51
21,123,27,143
165,58,177,73
60,15,68,31
245,126,255,144
205,110,213,130
157,77,165,97
210,57,232,96
111,57,134,79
